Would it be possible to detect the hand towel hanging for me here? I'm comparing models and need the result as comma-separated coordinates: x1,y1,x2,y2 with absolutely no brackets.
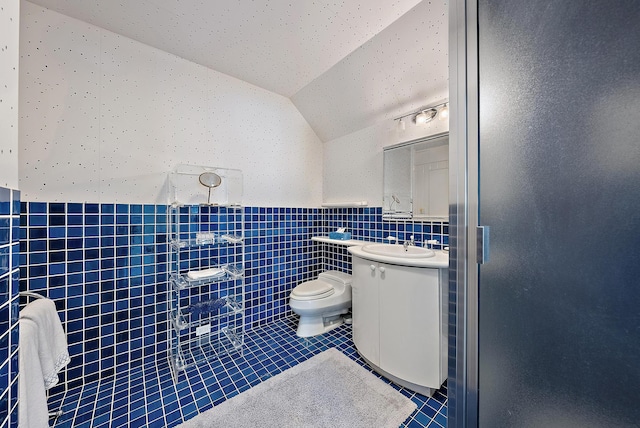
19,298,71,389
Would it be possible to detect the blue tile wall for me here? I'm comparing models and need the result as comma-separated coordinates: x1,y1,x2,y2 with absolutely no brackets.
19,202,448,395
320,207,449,273
323,207,448,248
0,188,20,428
20,203,170,393
243,207,323,328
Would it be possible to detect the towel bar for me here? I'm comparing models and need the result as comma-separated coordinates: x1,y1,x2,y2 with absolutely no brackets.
49,410,63,419
19,291,45,300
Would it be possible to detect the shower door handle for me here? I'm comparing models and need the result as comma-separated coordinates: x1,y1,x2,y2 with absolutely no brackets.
477,226,490,264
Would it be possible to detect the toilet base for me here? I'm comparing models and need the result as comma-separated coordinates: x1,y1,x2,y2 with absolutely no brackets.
296,314,346,338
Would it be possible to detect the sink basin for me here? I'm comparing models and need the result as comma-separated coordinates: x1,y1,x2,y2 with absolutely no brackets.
361,243,435,258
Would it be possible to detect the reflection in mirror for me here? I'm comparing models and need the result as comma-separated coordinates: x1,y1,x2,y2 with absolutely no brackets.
383,132,449,220
383,145,413,217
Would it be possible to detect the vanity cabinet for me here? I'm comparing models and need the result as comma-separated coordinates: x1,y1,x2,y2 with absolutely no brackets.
351,255,448,396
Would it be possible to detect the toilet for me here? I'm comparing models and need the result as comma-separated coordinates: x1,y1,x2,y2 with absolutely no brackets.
289,271,353,338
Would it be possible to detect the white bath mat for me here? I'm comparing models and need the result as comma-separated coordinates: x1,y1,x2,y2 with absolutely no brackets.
177,347,416,428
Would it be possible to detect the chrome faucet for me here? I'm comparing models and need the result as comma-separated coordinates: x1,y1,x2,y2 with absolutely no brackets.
403,235,415,250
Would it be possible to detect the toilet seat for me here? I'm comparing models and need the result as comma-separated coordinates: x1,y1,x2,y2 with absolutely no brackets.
291,280,335,301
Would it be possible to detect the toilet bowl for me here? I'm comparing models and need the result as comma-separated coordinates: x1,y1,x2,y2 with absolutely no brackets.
289,270,352,338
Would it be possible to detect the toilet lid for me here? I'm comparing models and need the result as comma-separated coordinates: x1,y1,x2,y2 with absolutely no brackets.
291,280,335,299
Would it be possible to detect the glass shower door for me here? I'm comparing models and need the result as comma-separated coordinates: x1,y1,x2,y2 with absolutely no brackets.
477,1,640,426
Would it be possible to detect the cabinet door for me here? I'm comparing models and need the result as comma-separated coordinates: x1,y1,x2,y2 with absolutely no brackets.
351,256,380,366
379,264,441,387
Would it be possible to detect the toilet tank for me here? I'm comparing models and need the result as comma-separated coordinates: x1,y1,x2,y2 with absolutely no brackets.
318,271,352,292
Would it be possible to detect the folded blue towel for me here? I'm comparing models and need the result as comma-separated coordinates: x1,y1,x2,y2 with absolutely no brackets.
329,232,351,240
187,298,227,316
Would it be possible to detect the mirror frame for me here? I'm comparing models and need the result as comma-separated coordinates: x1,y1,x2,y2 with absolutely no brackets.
383,131,449,221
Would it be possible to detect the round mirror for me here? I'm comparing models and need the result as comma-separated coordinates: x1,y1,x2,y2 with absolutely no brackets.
199,172,222,188
199,172,222,204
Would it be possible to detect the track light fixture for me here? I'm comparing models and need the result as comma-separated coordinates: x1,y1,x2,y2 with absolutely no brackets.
394,101,449,129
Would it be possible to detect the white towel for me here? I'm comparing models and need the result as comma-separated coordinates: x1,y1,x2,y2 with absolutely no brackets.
18,318,51,428
19,298,71,389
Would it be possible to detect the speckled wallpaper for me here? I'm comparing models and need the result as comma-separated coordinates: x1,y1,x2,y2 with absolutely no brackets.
0,2,20,425
0,0,20,190
323,116,448,207
19,2,323,207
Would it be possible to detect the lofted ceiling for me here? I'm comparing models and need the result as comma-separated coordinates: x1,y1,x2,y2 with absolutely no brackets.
25,0,448,142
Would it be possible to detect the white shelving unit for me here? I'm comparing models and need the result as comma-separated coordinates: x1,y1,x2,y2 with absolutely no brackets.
167,165,244,380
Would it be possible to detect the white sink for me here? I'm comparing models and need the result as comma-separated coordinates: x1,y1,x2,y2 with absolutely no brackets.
361,243,435,259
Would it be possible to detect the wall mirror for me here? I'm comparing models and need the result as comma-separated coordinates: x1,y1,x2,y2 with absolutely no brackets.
383,132,449,220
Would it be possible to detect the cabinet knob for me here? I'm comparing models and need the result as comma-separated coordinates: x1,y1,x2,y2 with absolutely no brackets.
379,266,386,273
370,264,376,271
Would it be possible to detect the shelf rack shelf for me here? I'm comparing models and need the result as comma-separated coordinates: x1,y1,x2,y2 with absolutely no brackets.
169,233,244,250
167,165,244,380
171,326,244,372
170,295,243,332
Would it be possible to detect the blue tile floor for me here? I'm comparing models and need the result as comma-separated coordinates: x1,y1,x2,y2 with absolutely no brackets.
50,317,447,427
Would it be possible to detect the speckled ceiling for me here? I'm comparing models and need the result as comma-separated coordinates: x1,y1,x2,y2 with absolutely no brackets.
23,0,448,142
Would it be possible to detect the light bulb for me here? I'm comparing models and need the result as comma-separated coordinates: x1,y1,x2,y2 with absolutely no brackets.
415,111,428,124
398,118,406,131
439,103,449,120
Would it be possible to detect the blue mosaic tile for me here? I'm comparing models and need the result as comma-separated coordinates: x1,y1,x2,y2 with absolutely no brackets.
18,201,449,428
49,319,446,428
10,192,19,218
0,188,19,428
28,202,46,213
0,189,10,216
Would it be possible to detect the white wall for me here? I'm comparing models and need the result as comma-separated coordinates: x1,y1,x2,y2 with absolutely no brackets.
0,0,20,189
19,2,323,206
323,113,448,206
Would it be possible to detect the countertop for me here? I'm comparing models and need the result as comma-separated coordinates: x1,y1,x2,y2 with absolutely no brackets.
347,245,449,268
311,236,369,246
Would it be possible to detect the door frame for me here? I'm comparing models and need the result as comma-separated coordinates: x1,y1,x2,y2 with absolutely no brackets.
448,0,479,426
